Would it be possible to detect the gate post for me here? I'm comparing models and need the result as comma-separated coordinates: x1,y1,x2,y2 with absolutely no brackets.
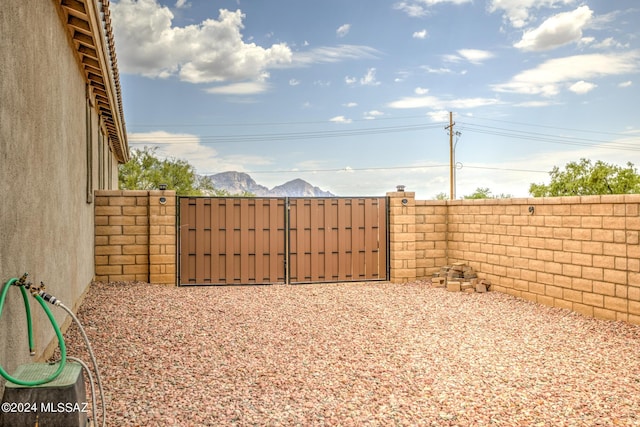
149,190,177,285
387,188,417,283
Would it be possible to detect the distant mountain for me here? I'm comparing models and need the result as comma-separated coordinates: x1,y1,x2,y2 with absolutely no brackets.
269,178,335,197
208,172,270,196
207,172,335,197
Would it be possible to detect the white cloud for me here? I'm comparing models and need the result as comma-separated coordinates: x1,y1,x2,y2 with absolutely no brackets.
413,29,428,39
344,102,358,107
206,80,270,95
388,95,500,109
291,45,381,67
568,80,597,94
336,24,351,38
127,131,271,174
591,37,629,50
363,110,385,120
444,49,494,65
111,2,292,84
457,49,495,64
393,0,472,18
329,116,352,124
427,110,451,122
579,36,595,47
492,51,640,96
360,68,381,86
514,100,558,107
394,71,411,82
619,80,633,88
175,0,189,8
422,66,454,74
346,68,381,86
514,6,593,51
414,87,429,95
129,130,200,146
394,2,430,17
488,0,577,29
590,9,627,31
289,79,300,86
442,54,461,63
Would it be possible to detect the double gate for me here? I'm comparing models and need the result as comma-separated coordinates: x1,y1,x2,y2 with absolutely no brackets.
178,197,388,286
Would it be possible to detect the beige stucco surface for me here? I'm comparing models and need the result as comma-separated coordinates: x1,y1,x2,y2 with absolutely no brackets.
0,0,113,378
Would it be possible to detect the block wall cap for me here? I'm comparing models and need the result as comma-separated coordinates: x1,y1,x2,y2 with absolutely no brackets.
386,191,415,198
149,190,177,197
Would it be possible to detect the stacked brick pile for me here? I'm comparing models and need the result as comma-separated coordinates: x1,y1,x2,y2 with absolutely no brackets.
431,262,491,293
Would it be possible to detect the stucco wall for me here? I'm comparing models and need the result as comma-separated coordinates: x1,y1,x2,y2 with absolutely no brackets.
0,0,112,376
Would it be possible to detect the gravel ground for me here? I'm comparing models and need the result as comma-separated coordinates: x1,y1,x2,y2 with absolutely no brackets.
62,281,640,426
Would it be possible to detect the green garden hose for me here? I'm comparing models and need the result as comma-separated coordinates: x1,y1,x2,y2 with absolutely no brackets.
0,277,67,386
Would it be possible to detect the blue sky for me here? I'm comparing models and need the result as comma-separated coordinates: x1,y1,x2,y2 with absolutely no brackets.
112,0,640,198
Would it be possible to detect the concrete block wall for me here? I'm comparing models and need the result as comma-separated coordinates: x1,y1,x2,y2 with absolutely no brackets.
149,191,177,285
415,200,447,278
413,195,640,325
95,190,176,285
93,188,640,324
387,191,417,283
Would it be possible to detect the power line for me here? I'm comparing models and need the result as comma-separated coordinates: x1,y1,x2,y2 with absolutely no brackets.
460,114,635,138
129,112,635,141
128,113,435,128
127,118,639,152
199,163,549,176
129,123,444,144
458,122,640,152
202,164,449,175
462,165,548,173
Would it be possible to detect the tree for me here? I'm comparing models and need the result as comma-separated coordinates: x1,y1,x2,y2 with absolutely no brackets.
463,187,513,199
464,187,492,199
119,147,224,196
529,158,640,197
433,189,512,200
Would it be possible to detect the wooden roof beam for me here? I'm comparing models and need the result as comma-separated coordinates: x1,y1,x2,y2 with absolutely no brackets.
78,44,98,59
67,15,91,34
58,0,128,163
61,0,87,15
73,31,95,48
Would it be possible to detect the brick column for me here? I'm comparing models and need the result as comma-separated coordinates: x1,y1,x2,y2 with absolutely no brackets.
94,190,150,282
148,190,176,285
387,189,417,283
95,190,176,285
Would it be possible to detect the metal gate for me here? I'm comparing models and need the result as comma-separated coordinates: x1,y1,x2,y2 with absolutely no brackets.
178,197,388,286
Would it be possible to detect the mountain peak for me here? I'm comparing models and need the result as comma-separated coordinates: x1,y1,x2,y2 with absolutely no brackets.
208,171,269,196
207,172,335,197
270,179,334,197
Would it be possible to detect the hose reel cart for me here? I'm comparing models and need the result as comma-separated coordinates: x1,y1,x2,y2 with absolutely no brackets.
0,274,105,427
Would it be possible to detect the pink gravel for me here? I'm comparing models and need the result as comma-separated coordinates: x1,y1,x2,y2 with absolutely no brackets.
63,281,640,426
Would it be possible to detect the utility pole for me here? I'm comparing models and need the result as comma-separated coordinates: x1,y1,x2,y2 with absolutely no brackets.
445,111,455,200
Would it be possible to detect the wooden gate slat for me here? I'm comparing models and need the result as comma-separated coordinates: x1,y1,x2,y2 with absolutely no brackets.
240,199,249,283
194,199,204,283
179,196,387,285
210,199,220,282
328,200,338,280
